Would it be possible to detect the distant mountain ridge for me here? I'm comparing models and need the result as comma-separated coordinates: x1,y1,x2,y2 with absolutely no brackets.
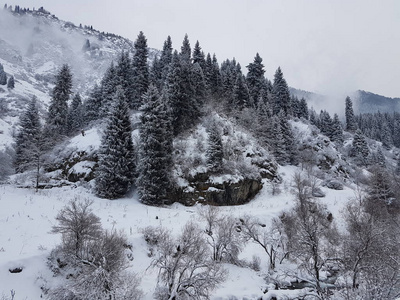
290,87,400,114
353,90,400,114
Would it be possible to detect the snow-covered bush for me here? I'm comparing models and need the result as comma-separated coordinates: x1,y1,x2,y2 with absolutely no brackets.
48,199,142,299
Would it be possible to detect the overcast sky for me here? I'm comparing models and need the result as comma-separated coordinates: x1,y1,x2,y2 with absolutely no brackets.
5,0,400,98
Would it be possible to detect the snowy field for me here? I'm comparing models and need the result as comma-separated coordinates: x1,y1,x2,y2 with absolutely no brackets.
0,164,356,300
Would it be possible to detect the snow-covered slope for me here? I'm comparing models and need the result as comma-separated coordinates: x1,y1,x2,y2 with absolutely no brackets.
0,8,157,150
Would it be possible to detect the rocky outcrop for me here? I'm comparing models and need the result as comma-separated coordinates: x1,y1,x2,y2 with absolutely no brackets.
168,174,263,206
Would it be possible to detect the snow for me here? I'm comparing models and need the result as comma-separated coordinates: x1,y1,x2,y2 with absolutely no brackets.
0,158,357,299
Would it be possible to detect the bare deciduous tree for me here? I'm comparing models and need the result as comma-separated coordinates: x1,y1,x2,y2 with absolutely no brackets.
199,206,243,264
51,198,102,259
280,172,339,294
145,222,227,300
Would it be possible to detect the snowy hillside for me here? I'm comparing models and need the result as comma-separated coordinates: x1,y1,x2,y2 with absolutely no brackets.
0,7,157,150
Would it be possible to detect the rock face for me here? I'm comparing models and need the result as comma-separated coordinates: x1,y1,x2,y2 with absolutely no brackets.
168,174,263,206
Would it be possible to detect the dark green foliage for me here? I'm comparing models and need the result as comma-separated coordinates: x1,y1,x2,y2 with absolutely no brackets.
7,75,14,89
131,31,149,109
115,51,134,104
192,40,206,69
206,121,223,173
99,62,117,118
191,62,207,107
233,74,250,110
0,63,6,85
95,87,135,199
84,84,102,123
331,113,344,144
365,166,397,217
319,110,333,138
180,34,191,63
272,67,291,116
299,98,309,120
270,116,287,165
351,129,370,166
45,64,72,140
246,53,266,107
66,93,83,135
345,96,357,132
14,96,42,173
137,85,173,205
165,51,199,136
280,112,298,165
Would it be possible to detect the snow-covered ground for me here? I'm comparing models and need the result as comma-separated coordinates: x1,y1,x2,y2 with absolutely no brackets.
0,162,356,299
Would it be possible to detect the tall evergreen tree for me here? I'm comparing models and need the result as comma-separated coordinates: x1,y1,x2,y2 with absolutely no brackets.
115,51,133,104
99,62,117,118
246,53,265,107
14,96,42,174
66,93,83,135
95,87,135,199
192,40,206,70
272,67,291,116
137,85,173,205
191,62,207,107
299,98,309,120
380,122,393,149
345,96,357,132
159,36,173,86
180,34,191,63
331,113,344,144
0,63,6,85
45,64,72,140
206,121,223,173
351,129,370,166
270,116,287,164
84,84,103,123
131,31,149,109
280,112,298,165
7,75,14,89
319,110,333,139
233,74,250,110
165,51,199,136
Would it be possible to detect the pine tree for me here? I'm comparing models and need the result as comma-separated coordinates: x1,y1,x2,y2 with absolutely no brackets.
0,63,6,85
180,34,191,63
95,87,135,199
319,110,333,139
351,129,370,166
270,116,287,164
246,53,265,107
272,67,291,116
165,51,199,136
380,123,393,149
232,74,250,110
280,112,298,165
192,40,206,69
191,62,207,107
345,96,357,132
373,147,386,168
84,84,102,123
131,31,149,109
299,98,309,120
206,121,223,173
66,93,83,135
331,113,344,144
99,62,117,118
115,51,133,104
45,64,72,141
14,96,42,174
137,85,173,205
159,36,173,87
7,75,14,89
